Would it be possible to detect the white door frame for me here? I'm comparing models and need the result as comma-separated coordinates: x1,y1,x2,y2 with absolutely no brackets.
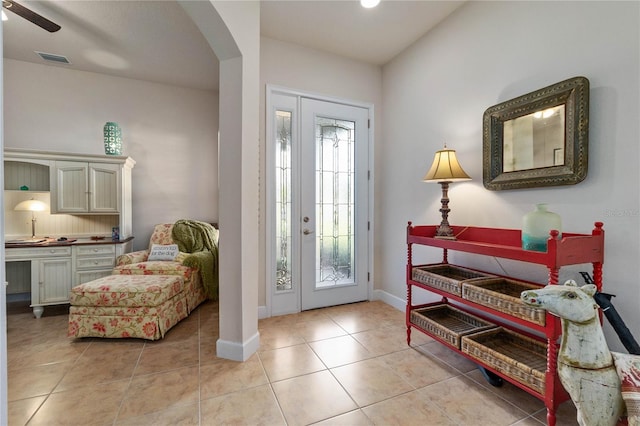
265,85,374,317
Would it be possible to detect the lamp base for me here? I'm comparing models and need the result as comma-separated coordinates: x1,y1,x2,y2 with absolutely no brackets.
434,184,457,240
31,217,37,239
434,235,457,240
434,223,456,240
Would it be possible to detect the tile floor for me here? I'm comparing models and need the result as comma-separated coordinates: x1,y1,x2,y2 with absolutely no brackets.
6,300,579,425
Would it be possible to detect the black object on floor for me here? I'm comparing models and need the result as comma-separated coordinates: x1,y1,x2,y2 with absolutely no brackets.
478,365,504,387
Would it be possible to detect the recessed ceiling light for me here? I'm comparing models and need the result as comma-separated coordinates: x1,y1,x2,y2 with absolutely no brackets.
360,0,380,8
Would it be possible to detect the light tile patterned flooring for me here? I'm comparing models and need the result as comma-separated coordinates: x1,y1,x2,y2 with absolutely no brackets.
6,300,579,425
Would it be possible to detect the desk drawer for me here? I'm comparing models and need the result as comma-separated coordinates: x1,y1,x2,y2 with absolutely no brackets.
6,246,72,260
75,245,116,257
76,256,115,270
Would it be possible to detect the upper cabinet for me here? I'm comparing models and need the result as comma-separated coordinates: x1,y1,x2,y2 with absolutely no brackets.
4,148,136,239
51,161,120,214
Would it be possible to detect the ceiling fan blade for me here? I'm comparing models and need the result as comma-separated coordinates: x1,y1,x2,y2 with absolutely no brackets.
3,0,61,33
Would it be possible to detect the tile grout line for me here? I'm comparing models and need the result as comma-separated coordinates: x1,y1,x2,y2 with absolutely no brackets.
461,368,539,421
111,340,146,425
256,351,290,425
321,328,373,424
22,332,94,425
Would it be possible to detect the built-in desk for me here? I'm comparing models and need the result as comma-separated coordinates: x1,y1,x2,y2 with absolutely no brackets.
5,237,133,318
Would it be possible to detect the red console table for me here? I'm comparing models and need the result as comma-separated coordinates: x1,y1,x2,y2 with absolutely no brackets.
406,222,604,426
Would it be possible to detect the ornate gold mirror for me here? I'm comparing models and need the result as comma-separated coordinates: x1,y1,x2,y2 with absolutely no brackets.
483,76,589,190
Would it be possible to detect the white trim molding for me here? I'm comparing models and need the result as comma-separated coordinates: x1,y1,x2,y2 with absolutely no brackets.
372,289,405,312
216,331,261,362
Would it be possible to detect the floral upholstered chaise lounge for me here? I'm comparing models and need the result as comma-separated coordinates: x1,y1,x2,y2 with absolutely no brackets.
68,220,218,340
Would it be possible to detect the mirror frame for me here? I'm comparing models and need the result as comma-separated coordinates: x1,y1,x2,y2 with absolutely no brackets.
483,76,589,191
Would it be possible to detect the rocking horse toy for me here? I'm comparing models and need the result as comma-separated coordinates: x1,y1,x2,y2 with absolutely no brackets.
521,281,639,426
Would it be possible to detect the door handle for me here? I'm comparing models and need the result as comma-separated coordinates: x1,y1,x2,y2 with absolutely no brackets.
303,229,313,235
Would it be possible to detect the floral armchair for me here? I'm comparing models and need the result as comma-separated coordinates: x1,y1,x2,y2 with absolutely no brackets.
113,222,219,311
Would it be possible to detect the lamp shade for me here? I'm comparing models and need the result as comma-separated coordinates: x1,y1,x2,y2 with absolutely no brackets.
423,147,471,182
14,199,48,212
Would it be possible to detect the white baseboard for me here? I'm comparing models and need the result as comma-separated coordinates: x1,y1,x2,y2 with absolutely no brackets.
260,305,302,318
258,305,269,319
216,331,260,362
258,290,407,320
372,288,405,312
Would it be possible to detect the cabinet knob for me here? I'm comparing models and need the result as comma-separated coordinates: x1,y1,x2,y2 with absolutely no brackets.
93,248,99,252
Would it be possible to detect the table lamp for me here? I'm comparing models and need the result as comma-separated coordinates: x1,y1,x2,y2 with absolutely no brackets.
15,198,48,239
423,145,471,239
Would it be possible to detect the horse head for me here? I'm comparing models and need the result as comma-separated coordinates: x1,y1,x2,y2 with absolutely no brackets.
521,280,599,324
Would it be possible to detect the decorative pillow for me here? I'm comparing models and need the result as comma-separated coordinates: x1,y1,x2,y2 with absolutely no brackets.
612,352,640,425
147,244,179,261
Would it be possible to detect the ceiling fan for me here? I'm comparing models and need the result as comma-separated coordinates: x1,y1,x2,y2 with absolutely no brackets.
3,0,60,32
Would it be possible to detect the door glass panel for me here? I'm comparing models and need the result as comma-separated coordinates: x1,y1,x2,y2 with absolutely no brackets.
315,117,355,288
275,110,293,292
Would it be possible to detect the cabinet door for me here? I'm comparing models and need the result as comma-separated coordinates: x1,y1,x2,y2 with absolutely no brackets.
52,161,89,213
36,258,73,304
51,162,120,214
89,163,120,213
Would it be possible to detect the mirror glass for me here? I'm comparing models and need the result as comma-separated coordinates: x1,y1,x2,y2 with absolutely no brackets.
503,105,565,172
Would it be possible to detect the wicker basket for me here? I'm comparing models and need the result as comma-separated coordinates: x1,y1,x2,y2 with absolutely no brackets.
461,328,547,394
462,278,546,326
410,304,497,349
412,264,495,296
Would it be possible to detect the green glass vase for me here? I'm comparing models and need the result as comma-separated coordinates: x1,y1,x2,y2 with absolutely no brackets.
522,203,562,252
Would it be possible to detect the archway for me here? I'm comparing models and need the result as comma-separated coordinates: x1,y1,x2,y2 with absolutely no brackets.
178,1,261,361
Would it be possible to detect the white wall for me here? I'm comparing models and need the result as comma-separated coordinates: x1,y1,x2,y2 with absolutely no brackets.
381,1,639,351
4,59,219,250
259,36,383,307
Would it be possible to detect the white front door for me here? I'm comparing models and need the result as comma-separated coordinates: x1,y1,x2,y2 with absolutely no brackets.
267,88,371,315
299,99,369,310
